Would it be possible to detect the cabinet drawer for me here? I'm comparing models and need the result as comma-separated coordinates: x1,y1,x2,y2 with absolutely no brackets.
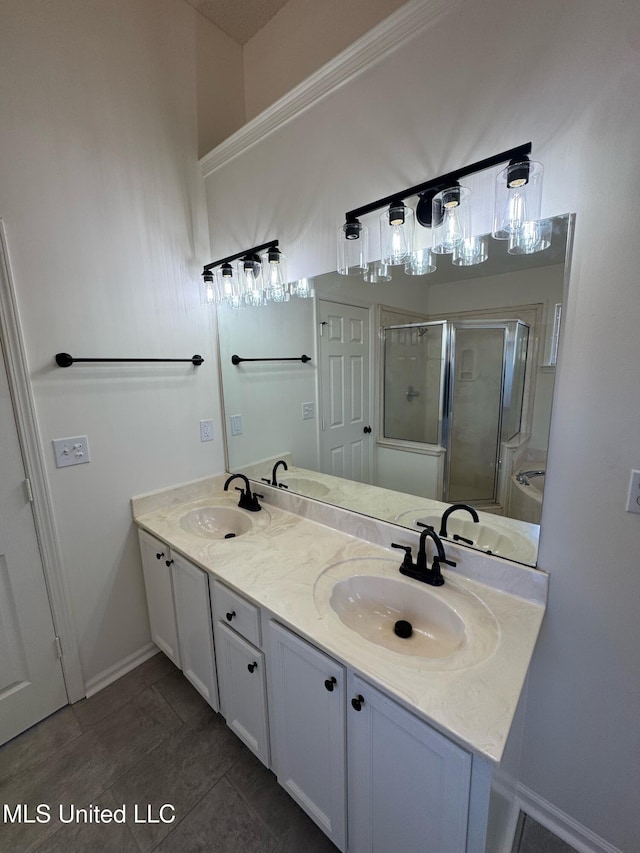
211,580,261,647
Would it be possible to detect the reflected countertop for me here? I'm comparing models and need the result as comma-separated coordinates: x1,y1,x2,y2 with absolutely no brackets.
132,474,547,765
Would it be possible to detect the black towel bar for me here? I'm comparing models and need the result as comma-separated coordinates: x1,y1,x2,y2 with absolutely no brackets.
55,353,204,367
231,354,311,365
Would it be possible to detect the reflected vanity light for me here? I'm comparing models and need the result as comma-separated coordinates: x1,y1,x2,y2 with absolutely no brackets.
201,240,292,309
291,277,315,298
336,142,548,279
364,261,392,283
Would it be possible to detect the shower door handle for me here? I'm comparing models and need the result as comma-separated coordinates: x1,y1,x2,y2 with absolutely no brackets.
363,426,372,434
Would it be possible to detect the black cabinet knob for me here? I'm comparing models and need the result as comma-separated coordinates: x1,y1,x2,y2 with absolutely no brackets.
324,676,337,692
165,559,173,567
351,694,365,712
247,662,257,673
156,552,164,560
226,611,236,621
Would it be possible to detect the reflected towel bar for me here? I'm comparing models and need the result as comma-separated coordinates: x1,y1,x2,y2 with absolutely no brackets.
55,353,204,367
231,354,311,365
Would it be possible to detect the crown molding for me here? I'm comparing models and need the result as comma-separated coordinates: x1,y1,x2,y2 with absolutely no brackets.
199,0,464,178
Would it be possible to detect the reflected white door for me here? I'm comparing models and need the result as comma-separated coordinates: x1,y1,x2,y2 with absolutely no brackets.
0,333,67,745
318,301,370,482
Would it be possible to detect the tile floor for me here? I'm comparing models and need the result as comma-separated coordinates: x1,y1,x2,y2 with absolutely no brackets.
0,654,576,853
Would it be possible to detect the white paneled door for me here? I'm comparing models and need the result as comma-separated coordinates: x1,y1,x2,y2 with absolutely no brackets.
0,333,67,745
318,300,371,482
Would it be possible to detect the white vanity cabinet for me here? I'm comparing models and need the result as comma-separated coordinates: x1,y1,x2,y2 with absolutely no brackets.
346,673,471,853
138,529,218,710
138,529,181,668
211,580,270,767
268,621,347,851
171,551,219,711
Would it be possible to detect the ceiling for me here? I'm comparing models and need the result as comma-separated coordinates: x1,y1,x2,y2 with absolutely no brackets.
183,0,290,44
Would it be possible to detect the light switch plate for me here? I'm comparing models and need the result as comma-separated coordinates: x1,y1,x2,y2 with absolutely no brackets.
52,436,90,468
230,414,243,436
302,402,315,420
625,469,640,513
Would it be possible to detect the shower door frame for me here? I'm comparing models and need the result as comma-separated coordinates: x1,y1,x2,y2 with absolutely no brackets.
443,319,530,506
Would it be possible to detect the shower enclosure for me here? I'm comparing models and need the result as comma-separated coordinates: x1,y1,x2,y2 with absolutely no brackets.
382,319,529,507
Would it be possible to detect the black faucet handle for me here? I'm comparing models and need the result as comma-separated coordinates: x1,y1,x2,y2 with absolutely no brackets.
439,557,457,567
261,477,271,484
416,521,436,532
391,543,414,569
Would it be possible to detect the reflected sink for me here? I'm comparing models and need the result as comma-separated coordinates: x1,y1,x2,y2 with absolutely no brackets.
394,510,536,561
280,477,330,499
329,575,465,658
180,506,254,540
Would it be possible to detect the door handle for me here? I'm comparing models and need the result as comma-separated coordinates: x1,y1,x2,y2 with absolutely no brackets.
363,426,372,434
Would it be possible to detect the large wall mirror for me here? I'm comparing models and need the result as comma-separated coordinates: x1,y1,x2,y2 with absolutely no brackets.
216,214,573,567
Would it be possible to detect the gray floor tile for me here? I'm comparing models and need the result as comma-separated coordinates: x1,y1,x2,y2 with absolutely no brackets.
29,790,140,853
154,777,278,853
89,686,182,781
519,815,578,853
110,707,246,852
73,653,175,730
0,706,82,787
274,808,340,853
153,669,211,723
0,729,120,852
226,749,322,842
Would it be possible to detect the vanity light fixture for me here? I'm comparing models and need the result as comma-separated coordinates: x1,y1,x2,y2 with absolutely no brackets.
337,142,549,276
203,240,291,309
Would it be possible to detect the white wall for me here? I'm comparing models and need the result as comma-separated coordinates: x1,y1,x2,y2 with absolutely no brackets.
203,0,640,849
0,0,227,687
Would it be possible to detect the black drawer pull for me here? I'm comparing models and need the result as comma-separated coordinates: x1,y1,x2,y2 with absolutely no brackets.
226,611,236,621
156,552,164,560
247,662,257,673
165,559,173,567
351,694,365,712
325,676,337,692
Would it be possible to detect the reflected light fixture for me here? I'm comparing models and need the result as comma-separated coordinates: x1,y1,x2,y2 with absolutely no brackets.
202,240,301,309
337,142,550,277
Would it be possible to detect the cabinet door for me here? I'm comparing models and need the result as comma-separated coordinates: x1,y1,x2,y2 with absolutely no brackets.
347,674,471,853
171,552,219,711
215,621,270,766
138,529,181,667
269,622,346,851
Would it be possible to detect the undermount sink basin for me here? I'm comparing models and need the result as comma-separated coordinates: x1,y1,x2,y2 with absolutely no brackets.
280,477,330,499
394,509,536,561
329,575,465,658
180,506,254,540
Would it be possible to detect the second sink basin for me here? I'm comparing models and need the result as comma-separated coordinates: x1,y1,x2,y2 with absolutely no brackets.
180,506,254,540
280,477,330,499
329,575,465,658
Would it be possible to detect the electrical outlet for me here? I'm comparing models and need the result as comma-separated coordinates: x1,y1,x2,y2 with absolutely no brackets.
625,469,640,514
52,436,90,468
230,414,243,436
200,419,214,442
302,402,315,420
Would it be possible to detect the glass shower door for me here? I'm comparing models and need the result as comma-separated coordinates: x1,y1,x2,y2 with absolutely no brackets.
446,325,506,503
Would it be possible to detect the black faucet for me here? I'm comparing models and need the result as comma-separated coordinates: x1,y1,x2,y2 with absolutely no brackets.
439,503,479,539
224,473,263,512
262,459,288,488
391,524,456,586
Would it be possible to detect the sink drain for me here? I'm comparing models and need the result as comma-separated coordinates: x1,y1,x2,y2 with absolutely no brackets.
394,619,413,639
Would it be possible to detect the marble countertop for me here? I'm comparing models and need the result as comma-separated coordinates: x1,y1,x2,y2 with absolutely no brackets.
132,475,547,765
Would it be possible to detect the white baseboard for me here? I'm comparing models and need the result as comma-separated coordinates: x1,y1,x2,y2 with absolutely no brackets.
83,643,160,698
516,784,623,853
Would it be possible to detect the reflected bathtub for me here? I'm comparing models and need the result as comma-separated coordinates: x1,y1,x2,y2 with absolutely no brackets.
508,471,544,524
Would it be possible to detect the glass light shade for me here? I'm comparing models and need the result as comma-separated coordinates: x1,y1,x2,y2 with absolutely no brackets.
291,278,315,298
220,265,243,309
261,247,288,298
238,256,264,306
405,247,436,275
432,186,471,254
337,221,368,275
202,272,217,305
507,218,552,255
379,203,414,265
453,235,489,266
493,160,544,239
363,261,392,283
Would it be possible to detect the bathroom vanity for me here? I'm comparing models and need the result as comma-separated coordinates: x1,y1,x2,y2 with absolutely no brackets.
132,474,547,853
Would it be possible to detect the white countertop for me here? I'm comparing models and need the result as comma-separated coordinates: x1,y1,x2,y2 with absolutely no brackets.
132,475,547,765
